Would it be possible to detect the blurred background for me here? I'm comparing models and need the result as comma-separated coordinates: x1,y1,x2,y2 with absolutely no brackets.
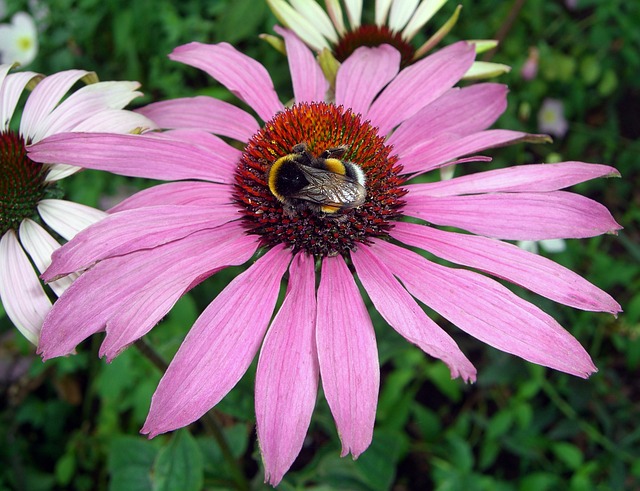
1,0,638,489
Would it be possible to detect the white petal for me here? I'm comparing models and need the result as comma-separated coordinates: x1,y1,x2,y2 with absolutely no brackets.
267,0,331,51
289,0,339,43
375,0,393,26
325,0,347,35
44,164,82,182
402,0,448,40
0,70,41,130
20,69,90,142
19,219,75,296
344,0,363,29
37,199,107,241
32,81,143,141
388,0,419,31
0,229,50,344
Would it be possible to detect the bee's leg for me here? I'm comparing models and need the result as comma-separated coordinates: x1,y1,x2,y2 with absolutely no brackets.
292,142,308,153
321,145,350,159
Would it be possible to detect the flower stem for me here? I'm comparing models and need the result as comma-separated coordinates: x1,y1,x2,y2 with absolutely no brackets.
133,338,250,491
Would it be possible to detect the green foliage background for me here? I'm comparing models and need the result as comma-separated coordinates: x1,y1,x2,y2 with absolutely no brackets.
1,0,639,490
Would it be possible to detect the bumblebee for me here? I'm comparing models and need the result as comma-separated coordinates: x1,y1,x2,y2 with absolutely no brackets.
267,143,366,215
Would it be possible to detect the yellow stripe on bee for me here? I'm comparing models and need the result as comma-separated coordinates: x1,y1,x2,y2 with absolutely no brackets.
268,155,292,202
320,204,341,213
323,158,346,175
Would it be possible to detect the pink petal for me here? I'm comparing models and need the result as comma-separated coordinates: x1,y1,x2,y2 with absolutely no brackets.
366,41,476,135
391,222,621,314
373,240,597,378
403,190,622,240
387,83,508,155
169,42,284,122
405,162,620,197
28,132,234,183
351,246,476,382
157,129,240,175
0,230,51,344
316,255,379,458
39,223,258,360
135,96,260,142
399,129,532,175
335,44,401,116
275,26,328,103
142,244,291,437
20,69,90,141
256,252,319,486
43,204,238,281
99,227,259,360
109,182,233,212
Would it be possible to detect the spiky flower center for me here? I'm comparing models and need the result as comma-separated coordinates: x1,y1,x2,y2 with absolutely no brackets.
234,102,406,258
0,131,47,235
333,25,415,68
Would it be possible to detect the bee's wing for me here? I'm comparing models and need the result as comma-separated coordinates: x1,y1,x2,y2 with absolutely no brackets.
293,165,366,208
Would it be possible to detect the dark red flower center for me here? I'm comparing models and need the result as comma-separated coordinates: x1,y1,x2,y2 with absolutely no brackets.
0,131,47,235
234,102,406,258
333,24,416,68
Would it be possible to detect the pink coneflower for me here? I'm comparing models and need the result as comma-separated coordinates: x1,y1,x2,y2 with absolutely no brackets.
29,30,621,485
0,64,154,344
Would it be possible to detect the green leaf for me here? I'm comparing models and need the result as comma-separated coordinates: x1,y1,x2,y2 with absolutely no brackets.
108,436,158,491
355,429,409,491
550,442,583,470
152,431,203,491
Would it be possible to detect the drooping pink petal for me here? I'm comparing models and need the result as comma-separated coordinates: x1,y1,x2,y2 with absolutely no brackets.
256,252,319,486
366,41,476,135
351,246,476,382
399,129,532,175
335,44,400,116
0,230,51,344
391,222,621,314
28,132,234,183
0,70,40,130
403,190,622,240
109,182,233,212
19,219,74,296
142,244,291,437
404,162,620,197
39,223,259,360
275,26,328,103
43,204,238,281
19,70,91,140
373,240,597,377
169,42,284,122
387,83,508,155
37,199,107,241
316,255,379,458
99,226,259,360
135,96,260,142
